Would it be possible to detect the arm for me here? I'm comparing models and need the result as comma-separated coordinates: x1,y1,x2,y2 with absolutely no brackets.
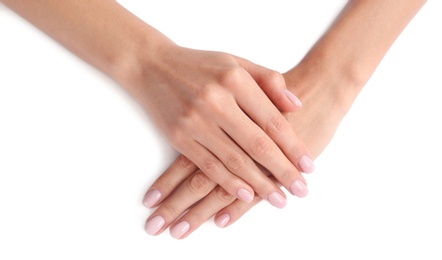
2,0,314,206
1,0,162,85
286,0,428,120
142,0,427,239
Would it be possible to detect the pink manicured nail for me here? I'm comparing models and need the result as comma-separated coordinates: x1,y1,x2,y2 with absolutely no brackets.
268,192,287,208
143,189,161,208
215,213,231,228
145,215,165,236
237,188,254,203
299,155,315,173
170,221,190,239
283,89,302,109
290,180,309,198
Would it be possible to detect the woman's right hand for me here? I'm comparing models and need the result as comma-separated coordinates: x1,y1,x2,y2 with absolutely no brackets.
130,43,314,208
142,63,352,238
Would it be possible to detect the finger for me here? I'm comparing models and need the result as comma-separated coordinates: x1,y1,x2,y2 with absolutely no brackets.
213,156,311,229
168,185,236,239
214,194,262,228
235,57,315,173
218,98,310,198
143,154,197,208
181,139,258,203
235,56,302,112
144,170,217,236
215,175,280,228
193,123,287,208
171,179,279,239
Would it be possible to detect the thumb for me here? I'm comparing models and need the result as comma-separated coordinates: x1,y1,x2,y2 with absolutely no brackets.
235,56,302,112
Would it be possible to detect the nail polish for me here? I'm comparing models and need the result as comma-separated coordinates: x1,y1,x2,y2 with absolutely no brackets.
170,221,190,239
290,180,309,198
145,215,165,236
299,155,315,173
215,213,231,228
143,189,161,208
237,188,254,203
283,89,303,109
268,192,287,208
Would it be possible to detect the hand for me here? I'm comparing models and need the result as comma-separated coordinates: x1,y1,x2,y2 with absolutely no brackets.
2,0,314,236
132,43,314,208
142,65,351,238
140,0,427,237
0,0,314,207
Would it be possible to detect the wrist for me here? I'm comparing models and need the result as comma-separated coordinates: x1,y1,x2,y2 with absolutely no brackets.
284,57,362,120
110,24,176,90
286,0,427,116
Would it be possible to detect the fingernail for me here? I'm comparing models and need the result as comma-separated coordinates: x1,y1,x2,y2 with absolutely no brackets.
145,215,165,236
143,189,161,208
290,180,309,198
283,89,302,108
237,188,254,203
299,155,315,173
268,192,287,208
170,221,190,239
215,213,231,228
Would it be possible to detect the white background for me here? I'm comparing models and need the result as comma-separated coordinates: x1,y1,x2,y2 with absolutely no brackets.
1,1,441,259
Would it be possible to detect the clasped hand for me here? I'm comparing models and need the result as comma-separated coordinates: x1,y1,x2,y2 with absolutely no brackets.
128,44,315,236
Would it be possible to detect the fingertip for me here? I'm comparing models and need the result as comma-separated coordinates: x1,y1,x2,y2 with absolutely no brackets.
236,188,254,203
145,215,165,236
170,221,190,239
283,89,303,111
267,191,287,209
143,189,162,208
298,155,315,174
215,213,231,228
289,180,309,198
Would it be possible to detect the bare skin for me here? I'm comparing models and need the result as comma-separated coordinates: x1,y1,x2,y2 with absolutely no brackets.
1,0,314,207
143,0,427,239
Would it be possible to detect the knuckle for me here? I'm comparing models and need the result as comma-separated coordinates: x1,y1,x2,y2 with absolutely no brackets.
168,126,186,145
200,160,217,174
177,154,193,170
214,186,235,204
181,105,197,119
226,154,245,172
285,143,302,162
252,178,269,194
278,169,295,184
196,83,217,102
187,171,212,195
251,136,272,158
188,211,205,224
219,67,244,87
175,99,205,128
266,70,285,86
168,121,195,149
154,175,171,190
161,203,178,218
179,105,200,126
195,84,233,116
266,113,286,135
292,146,302,160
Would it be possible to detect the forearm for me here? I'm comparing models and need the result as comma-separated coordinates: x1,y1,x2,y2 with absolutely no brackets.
286,0,426,111
2,0,173,87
